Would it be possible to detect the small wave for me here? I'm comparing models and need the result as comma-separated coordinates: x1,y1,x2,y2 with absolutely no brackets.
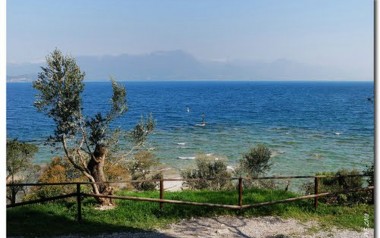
177,156,196,160
271,150,285,158
335,132,341,136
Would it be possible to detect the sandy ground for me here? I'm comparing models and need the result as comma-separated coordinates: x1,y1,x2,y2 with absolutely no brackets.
159,166,184,191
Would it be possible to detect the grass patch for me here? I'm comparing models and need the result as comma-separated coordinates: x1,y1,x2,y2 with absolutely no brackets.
7,188,374,237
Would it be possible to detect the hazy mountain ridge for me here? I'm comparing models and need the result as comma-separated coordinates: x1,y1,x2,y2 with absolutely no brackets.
6,50,367,82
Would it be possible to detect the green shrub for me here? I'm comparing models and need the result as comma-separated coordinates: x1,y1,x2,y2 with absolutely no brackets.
181,154,232,190
364,161,374,186
304,169,367,204
235,144,274,189
240,144,272,178
363,161,374,204
127,151,161,191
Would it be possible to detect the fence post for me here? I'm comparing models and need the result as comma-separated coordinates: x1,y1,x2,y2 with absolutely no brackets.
76,183,82,222
314,177,319,209
160,178,164,210
238,177,243,208
11,186,16,205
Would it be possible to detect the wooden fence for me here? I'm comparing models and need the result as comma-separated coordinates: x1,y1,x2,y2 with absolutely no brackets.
6,174,374,222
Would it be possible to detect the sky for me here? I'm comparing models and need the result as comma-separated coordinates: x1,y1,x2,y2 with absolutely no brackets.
6,0,374,80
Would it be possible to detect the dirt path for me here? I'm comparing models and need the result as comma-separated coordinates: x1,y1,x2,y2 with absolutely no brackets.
156,216,374,238
55,215,373,238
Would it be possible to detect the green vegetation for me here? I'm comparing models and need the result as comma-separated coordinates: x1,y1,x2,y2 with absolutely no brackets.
235,144,276,189
239,144,272,178
181,154,232,190
181,145,274,191
127,151,162,191
7,188,374,237
6,139,40,204
24,157,89,201
303,169,372,205
364,161,375,186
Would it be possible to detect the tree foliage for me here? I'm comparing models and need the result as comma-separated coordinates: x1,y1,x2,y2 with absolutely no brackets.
34,50,85,139
6,139,39,204
7,139,38,181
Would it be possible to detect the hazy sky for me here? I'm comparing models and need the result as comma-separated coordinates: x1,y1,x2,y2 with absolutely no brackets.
7,0,373,77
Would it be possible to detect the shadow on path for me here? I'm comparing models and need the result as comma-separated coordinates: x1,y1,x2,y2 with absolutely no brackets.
7,205,176,238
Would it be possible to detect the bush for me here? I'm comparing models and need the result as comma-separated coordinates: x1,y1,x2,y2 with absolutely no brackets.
26,155,133,200
127,151,162,191
363,161,374,204
235,144,274,189
25,157,86,200
303,169,367,204
181,154,232,190
364,161,374,186
103,158,131,186
240,144,272,178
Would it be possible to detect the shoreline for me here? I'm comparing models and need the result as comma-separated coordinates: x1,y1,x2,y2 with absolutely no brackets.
157,166,183,191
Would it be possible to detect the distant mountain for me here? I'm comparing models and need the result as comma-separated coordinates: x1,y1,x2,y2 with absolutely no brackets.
76,50,206,80
6,50,368,82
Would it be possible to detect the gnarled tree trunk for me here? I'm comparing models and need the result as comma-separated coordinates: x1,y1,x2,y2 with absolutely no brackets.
87,144,114,206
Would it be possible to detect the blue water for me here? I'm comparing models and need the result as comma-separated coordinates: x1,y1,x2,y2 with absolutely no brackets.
7,81,374,176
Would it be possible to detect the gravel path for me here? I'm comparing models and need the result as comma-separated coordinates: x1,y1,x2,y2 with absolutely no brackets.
54,216,373,238
157,216,373,238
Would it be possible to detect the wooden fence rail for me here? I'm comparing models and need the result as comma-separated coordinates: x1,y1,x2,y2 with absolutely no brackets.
6,174,373,222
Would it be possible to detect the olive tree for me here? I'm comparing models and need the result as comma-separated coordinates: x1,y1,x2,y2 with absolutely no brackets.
33,49,154,206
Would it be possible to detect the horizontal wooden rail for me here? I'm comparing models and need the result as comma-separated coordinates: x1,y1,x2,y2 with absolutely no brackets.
242,186,374,209
82,193,242,209
82,186,374,211
6,173,370,187
7,174,374,223
232,174,371,180
6,182,85,187
6,193,76,208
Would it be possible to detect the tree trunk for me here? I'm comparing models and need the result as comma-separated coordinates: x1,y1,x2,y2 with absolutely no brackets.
10,187,16,205
87,144,114,206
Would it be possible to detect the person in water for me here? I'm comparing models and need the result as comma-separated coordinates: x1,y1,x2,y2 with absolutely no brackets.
201,113,206,126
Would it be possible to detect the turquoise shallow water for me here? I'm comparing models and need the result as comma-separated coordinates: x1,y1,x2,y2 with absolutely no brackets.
7,81,374,176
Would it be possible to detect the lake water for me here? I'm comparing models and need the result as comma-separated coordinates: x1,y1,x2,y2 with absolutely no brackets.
7,81,374,176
